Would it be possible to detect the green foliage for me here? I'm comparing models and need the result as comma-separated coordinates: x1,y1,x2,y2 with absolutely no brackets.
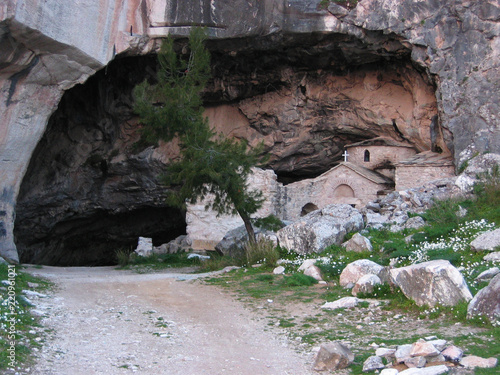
281,273,318,287
133,27,210,144
243,238,280,268
115,248,131,267
134,27,266,242
253,215,285,232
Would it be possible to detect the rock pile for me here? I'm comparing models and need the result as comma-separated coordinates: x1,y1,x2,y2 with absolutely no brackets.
361,336,497,374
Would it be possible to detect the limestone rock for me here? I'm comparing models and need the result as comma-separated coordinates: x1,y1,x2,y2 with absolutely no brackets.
304,265,323,282
352,274,381,297
403,216,426,230
375,348,396,359
339,259,385,287
298,259,317,272
398,365,449,375
380,369,399,375
484,252,500,262
390,260,473,307
277,204,364,255
0,257,8,265
342,233,373,253
460,355,498,369
395,344,413,364
154,235,189,255
441,345,463,363
134,237,153,257
470,228,500,252
410,340,440,357
321,297,359,310
467,274,500,323
427,339,447,352
312,342,354,371
362,356,385,372
475,267,500,282
273,266,285,275
405,356,427,368
215,226,276,258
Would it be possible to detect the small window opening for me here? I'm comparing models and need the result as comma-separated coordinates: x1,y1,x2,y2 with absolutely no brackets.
301,203,319,216
364,150,370,162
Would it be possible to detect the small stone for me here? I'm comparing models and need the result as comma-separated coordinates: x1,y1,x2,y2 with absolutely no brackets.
395,344,412,363
273,266,285,274
427,339,447,351
475,267,500,281
304,264,323,281
410,340,440,357
441,345,463,362
380,369,399,375
27,282,40,288
362,356,385,372
426,354,446,364
321,297,359,310
460,355,498,368
376,348,396,358
484,252,500,261
398,364,449,375
313,342,354,371
405,356,426,368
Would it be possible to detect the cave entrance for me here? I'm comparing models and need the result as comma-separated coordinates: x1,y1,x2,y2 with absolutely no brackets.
13,55,187,267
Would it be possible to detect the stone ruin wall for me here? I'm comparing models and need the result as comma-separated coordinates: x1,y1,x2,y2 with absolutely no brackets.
347,145,417,179
395,164,456,192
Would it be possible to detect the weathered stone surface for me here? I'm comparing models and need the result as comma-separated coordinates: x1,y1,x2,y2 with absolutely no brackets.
455,154,500,193
410,340,440,357
313,342,354,372
363,356,385,372
460,355,498,369
467,274,500,323
134,237,153,257
277,204,364,254
484,252,500,262
352,274,381,296
475,267,500,282
395,344,413,363
398,365,449,375
154,235,189,255
470,228,500,252
215,225,276,258
304,265,323,282
375,348,396,359
273,266,285,275
321,297,359,310
405,356,427,368
427,339,447,352
390,260,473,307
380,369,399,375
340,259,385,287
343,233,373,253
441,346,463,363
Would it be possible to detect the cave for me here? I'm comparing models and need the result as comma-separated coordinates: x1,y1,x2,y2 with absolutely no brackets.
14,32,441,266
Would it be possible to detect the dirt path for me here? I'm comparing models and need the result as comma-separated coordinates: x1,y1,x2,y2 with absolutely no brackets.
25,266,314,375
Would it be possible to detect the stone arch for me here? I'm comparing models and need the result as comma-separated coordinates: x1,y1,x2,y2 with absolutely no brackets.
300,202,319,216
333,184,355,199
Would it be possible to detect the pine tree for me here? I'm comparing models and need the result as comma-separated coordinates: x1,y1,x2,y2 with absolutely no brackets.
133,28,265,244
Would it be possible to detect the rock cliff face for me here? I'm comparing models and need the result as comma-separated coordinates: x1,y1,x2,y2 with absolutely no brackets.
1,0,499,264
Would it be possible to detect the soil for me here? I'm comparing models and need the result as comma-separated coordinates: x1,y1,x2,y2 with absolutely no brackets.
24,266,315,375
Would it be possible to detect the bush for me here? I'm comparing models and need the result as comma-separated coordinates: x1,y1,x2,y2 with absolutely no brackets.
253,215,285,232
115,248,131,267
243,238,280,268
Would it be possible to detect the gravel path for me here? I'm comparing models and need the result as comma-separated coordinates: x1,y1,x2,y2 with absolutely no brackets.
26,266,314,375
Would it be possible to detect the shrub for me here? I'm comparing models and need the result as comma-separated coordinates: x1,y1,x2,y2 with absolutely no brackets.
253,215,285,232
243,238,280,268
115,248,131,267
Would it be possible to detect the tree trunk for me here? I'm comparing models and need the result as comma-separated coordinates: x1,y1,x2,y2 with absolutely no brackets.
238,209,256,244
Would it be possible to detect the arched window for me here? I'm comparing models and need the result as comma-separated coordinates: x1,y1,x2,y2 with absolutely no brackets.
364,150,370,162
301,203,319,216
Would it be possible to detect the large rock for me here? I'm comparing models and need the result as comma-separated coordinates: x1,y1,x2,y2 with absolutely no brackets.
467,274,500,323
390,260,473,307
352,274,381,296
470,228,500,252
134,237,153,257
312,342,354,371
339,259,385,287
342,233,373,253
277,204,364,254
214,225,277,258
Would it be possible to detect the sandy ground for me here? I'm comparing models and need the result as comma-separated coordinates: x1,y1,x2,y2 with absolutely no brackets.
24,266,315,375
